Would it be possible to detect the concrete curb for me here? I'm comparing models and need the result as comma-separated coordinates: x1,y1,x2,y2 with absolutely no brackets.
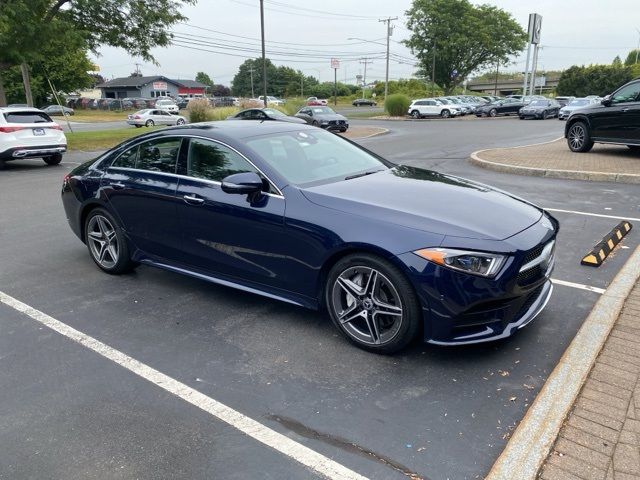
345,127,390,139
470,139,640,185
486,243,640,480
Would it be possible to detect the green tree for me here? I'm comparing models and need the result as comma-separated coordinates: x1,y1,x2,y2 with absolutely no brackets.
231,58,318,97
0,0,196,105
624,49,640,65
195,72,215,93
404,0,527,94
612,55,623,67
557,64,633,97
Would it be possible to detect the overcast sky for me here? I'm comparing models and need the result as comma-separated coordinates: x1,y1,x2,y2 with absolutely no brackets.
93,0,640,85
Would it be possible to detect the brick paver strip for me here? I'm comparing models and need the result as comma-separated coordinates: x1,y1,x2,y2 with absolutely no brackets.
471,138,640,184
540,281,640,479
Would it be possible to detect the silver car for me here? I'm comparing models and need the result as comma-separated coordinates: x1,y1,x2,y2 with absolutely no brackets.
127,109,187,128
558,97,601,120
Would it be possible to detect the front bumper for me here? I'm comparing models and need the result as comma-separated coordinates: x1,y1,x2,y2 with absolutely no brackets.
321,121,349,131
396,214,557,345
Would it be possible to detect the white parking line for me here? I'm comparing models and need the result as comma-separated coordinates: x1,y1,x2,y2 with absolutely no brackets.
544,208,640,223
551,278,606,295
0,291,368,480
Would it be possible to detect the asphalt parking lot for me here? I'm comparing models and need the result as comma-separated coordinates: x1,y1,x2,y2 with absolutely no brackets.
1,118,638,480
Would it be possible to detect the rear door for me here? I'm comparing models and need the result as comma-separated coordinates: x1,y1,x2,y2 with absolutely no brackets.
101,136,184,259
2,110,64,148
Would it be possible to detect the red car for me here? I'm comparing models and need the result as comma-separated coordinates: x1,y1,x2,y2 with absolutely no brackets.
306,96,328,106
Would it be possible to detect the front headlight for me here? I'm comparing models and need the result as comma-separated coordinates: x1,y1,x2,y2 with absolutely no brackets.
413,248,506,277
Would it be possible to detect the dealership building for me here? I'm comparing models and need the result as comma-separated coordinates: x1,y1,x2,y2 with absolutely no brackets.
96,76,207,99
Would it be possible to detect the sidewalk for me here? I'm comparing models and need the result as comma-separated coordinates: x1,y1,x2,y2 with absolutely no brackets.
471,138,640,184
539,281,640,480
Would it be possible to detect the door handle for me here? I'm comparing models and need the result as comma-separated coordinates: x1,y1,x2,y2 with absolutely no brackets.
183,194,205,205
110,182,125,190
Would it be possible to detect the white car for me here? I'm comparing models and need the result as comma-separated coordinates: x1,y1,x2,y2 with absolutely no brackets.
154,98,179,113
558,97,601,120
0,107,67,169
407,98,460,118
127,109,187,128
257,95,285,106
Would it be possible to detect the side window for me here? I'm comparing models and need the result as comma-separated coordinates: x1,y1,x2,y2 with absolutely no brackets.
112,145,138,168
611,83,640,104
136,138,182,173
187,138,257,182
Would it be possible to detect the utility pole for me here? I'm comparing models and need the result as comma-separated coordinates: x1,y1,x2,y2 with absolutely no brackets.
494,62,499,96
359,58,373,99
260,0,267,107
431,42,436,96
300,75,303,97
379,16,397,101
249,67,255,98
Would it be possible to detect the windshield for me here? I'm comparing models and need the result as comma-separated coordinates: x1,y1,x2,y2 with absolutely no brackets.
568,99,590,106
135,109,151,115
264,108,285,117
529,100,548,106
246,129,388,186
311,107,335,114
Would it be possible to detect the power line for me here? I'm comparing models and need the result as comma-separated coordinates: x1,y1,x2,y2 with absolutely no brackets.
263,0,381,20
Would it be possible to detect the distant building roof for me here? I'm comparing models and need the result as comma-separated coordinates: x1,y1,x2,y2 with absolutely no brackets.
96,76,207,89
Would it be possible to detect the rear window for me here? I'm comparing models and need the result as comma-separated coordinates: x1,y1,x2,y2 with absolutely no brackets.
4,111,53,124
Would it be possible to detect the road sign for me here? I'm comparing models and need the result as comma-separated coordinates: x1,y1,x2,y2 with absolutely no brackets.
331,58,340,69
528,13,542,44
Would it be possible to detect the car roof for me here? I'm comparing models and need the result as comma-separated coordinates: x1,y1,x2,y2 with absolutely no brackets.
162,120,313,139
0,107,46,113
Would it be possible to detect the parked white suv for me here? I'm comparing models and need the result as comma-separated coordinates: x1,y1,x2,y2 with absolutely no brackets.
154,98,179,113
257,95,285,106
0,107,67,169
407,98,460,119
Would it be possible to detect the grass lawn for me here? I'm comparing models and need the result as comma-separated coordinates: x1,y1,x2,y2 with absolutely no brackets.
66,126,164,151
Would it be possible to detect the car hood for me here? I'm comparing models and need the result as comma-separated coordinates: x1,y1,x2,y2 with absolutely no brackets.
301,166,542,241
278,116,307,124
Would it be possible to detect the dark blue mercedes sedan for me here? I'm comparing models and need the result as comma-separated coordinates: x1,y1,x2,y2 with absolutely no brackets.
62,121,558,354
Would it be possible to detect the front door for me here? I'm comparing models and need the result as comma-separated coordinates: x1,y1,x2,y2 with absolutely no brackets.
101,136,184,259
174,137,291,290
590,82,640,141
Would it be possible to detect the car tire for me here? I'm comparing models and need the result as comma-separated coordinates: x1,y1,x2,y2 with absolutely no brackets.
440,109,451,118
519,116,524,120
176,118,185,125
325,253,421,354
135,125,142,128
312,120,319,127
489,109,497,117
84,207,136,275
340,128,347,132
567,121,594,153
0,159,5,170
627,145,640,151
43,153,63,166
145,119,154,127
410,110,421,119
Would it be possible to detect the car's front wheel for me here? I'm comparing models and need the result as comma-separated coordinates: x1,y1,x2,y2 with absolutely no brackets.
85,208,136,274
489,108,497,117
440,109,451,118
176,118,186,125
325,253,421,354
43,153,63,166
145,119,154,127
410,110,421,119
567,121,594,152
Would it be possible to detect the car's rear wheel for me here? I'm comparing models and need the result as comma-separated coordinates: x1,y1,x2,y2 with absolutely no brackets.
410,110,421,119
325,253,421,354
567,121,594,152
440,109,451,118
84,208,136,274
43,153,63,166
145,119,154,127
489,108,497,117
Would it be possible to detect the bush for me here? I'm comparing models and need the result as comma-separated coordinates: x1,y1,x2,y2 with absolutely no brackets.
207,106,240,121
187,99,211,123
385,94,411,117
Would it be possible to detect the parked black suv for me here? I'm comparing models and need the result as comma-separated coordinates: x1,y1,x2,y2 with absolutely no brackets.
565,78,640,152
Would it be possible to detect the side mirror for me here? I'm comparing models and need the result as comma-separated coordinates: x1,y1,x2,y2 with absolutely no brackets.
221,172,264,195
601,95,612,107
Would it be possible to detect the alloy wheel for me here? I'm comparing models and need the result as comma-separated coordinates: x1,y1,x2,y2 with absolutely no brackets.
331,266,404,346
569,124,585,150
87,215,119,269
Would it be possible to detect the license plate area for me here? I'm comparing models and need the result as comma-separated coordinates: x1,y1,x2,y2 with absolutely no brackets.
32,128,45,136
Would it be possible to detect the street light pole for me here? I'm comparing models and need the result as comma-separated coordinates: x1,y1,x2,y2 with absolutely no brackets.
260,0,267,107
379,17,397,101
359,58,373,99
